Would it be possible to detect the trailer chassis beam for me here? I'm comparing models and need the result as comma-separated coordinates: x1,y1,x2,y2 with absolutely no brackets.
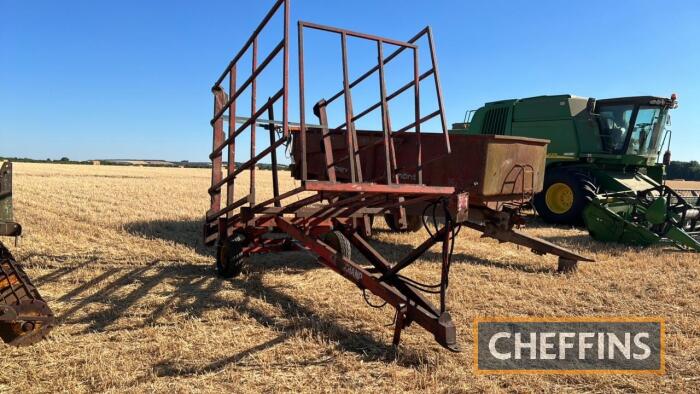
274,216,459,351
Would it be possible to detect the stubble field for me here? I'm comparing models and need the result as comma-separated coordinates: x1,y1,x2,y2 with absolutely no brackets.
1,162,699,393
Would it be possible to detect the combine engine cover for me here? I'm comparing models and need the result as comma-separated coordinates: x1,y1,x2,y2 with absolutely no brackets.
0,162,55,346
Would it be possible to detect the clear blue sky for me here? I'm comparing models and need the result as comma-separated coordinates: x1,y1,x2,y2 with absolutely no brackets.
1,0,698,162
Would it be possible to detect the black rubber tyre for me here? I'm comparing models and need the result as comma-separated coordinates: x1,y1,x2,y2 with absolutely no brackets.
384,213,423,232
322,230,351,260
216,233,247,279
533,168,596,225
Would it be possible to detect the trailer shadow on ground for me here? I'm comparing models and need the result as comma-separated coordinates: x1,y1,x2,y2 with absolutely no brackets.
125,219,567,275
124,219,214,257
49,220,434,370
50,260,424,369
91,216,593,373
149,269,431,375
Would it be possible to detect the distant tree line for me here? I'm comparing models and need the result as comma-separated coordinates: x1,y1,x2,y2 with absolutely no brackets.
667,160,700,180
3,154,695,177
0,156,292,170
0,156,93,165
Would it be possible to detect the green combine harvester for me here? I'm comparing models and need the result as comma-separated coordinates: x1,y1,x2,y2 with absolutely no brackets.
452,94,700,251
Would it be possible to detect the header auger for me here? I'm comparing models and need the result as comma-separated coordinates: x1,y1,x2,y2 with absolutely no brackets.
0,161,55,346
585,185,700,251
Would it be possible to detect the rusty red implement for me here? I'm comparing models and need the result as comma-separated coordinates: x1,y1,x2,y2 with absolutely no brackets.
0,161,55,346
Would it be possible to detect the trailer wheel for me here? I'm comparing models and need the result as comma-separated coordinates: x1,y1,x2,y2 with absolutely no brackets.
534,169,596,224
323,230,351,260
384,213,423,232
216,233,247,279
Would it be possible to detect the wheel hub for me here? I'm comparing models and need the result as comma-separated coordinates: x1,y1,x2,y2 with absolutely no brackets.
545,182,574,214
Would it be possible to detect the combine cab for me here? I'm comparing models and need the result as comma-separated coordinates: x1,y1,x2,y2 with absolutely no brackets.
0,161,55,346
455,94,700,251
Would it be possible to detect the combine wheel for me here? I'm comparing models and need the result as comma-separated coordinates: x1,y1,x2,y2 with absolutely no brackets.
534,169,596,224
384,213,423,232
216,233,248,279
322,230,351,260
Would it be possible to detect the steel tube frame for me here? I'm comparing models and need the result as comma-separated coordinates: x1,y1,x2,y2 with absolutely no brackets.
212,0,285,88
297,21,450,184
211,41,284,125
309,28,449,184
226,65,237,215
339,31,361,183
208,0,289,220
275,217,459,351
267,99,281,206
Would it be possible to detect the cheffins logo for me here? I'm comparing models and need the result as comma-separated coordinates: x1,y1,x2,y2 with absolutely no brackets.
474,317,664,374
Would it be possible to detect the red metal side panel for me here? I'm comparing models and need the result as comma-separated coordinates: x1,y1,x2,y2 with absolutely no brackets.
292,129,548,204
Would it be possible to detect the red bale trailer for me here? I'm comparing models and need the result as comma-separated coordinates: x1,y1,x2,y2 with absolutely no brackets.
293,124,592,272
203,0,590,352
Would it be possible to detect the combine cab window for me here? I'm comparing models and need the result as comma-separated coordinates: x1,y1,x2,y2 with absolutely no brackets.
598,104,633,153
627,106,664,156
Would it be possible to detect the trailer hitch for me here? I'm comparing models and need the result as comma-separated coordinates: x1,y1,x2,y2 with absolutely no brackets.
275,215,461,352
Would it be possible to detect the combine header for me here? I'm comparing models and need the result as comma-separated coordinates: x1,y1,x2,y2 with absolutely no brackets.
0,162,55,346
204,0,590,351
